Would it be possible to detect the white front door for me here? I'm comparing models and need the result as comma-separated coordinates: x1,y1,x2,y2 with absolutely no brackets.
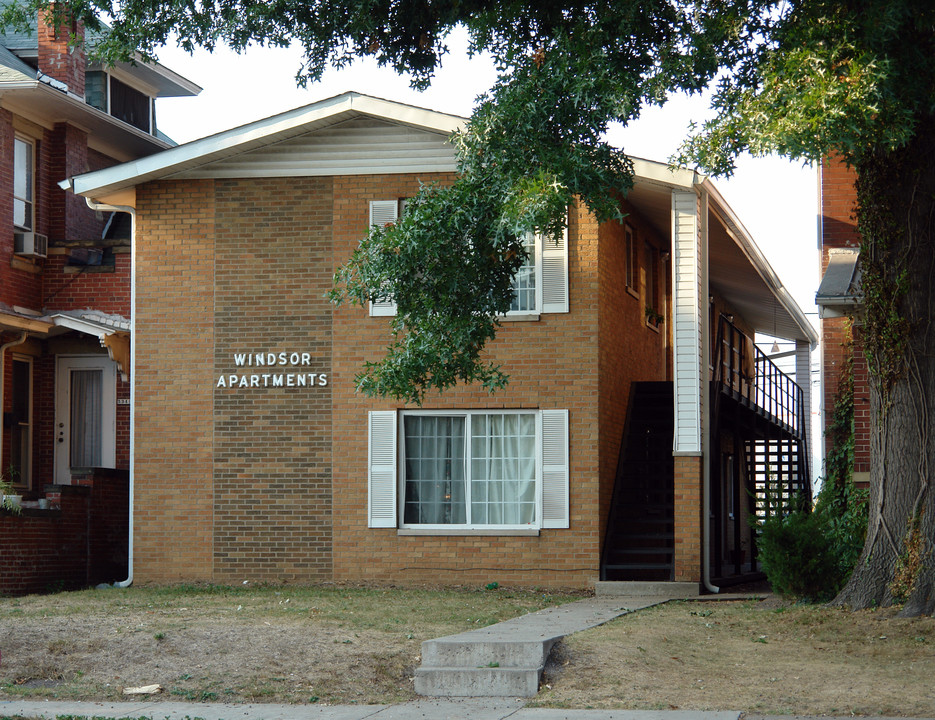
54,355,117,484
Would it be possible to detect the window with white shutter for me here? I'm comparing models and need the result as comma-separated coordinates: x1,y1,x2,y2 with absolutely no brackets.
367,408,570,530
508,227,569,316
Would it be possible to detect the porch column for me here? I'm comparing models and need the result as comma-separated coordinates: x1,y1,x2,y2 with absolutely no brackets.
671,189,707,583
795,339,813,486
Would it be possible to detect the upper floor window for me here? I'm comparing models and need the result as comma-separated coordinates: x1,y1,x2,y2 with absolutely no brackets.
13,137,34,231
625,223,638,294
367,200,569,318
86,71,154,134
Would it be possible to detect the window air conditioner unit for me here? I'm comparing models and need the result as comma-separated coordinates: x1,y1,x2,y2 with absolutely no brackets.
13,231,48,258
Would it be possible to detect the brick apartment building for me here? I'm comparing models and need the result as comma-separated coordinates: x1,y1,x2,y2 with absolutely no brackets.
815,157,869,487
67,92,817,591
0,9,198,593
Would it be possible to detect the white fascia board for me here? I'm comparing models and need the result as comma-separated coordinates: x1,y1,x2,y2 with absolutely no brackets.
67,91,467,199
631,156,701,190
702,177,819,348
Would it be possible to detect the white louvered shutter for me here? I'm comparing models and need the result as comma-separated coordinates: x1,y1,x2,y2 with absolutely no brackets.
368,410,397,528
369,200,398,317
541,225,569,313
540,409,569,528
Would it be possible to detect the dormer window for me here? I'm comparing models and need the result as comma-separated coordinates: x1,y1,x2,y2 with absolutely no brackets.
86,70,155,134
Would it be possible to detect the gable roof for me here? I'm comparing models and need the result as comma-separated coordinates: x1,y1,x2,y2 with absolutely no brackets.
64,92,464,201
64,91,817,346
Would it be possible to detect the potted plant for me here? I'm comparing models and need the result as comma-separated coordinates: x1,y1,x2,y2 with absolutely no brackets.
0,466,22,514
645,306,664,328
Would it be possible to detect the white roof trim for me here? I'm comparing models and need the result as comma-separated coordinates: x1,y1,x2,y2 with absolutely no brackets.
631,156,702,190
47,311,131,338
65,92,467,200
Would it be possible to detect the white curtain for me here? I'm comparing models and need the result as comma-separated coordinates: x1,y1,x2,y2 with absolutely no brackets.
403,416,465,524
70,369,103,467
471,414,536,525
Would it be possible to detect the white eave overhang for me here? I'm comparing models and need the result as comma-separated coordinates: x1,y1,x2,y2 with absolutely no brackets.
64,92,466,204
0,80,172,160
816,247,861,319
703,178,819,348
101,54,202,98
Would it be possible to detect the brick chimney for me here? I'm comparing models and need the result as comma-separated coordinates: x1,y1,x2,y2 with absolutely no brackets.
37,6,86,97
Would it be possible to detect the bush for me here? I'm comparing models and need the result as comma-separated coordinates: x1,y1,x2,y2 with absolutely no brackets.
757,481,868,602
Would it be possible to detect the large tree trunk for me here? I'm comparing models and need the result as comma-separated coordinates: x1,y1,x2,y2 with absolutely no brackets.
833,121,935,616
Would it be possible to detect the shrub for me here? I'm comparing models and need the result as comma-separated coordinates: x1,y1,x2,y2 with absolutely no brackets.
757,480,868,602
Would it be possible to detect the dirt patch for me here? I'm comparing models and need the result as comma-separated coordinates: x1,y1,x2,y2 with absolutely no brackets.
0,583,575,706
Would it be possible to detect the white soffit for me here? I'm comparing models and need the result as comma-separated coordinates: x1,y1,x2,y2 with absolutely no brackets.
703,179,818,347
66,92,466,200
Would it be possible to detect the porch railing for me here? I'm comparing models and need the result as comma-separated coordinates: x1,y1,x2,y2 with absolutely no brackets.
713,314,805,439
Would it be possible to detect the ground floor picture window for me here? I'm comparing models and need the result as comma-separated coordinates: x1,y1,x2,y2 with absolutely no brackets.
368,408,568,531
403,412,537,526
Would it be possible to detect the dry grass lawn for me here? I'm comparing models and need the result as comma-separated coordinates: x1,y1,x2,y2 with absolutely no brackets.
1,584,933,715
0,583,575,706
536,596,935,717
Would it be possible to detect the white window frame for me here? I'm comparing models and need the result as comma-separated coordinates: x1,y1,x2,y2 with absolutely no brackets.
399,409,541,531
13,136,35,232
507,226,570,317
367,408,568,532
10,354,33,488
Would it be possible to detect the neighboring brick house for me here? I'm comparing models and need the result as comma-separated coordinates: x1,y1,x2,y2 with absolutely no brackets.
67,92,817,591
0,9,198,594
815,157,869,487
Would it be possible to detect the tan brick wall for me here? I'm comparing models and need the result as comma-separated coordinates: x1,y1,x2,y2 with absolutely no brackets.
331,173,602,589
673,454,702,582
134,180,216,582
211,177,334,582
596,200,669,546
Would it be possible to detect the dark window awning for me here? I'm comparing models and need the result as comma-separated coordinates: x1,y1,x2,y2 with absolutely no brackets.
817,248,861,319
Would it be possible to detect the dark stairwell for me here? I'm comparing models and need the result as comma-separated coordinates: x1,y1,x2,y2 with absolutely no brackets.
600,382,675,581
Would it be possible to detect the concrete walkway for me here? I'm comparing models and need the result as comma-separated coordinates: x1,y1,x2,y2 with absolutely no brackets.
0,700,930,720
415,581,710,697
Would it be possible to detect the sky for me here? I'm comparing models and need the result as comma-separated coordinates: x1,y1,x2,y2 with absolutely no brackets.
153,29,820,340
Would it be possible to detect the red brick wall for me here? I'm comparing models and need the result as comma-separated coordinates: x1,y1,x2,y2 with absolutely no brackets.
0,474,128,595
41,252,131,316
819,158,869,477
37,9,86,98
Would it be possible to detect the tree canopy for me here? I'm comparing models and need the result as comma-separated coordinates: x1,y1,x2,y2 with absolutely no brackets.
9,0,935,613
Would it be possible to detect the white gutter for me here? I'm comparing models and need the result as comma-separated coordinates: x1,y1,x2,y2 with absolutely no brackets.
83,196,136,589
0,332,29,477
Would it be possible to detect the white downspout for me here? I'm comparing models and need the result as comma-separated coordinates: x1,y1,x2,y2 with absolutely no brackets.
84,196,136,588
0,332,29,475
698,188,719,595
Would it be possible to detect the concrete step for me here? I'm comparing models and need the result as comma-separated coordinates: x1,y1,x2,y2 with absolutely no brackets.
421,637,553,669
413,665,542,698
594,580,699,597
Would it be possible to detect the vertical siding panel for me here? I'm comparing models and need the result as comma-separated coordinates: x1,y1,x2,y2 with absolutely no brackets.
671,190,703,454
